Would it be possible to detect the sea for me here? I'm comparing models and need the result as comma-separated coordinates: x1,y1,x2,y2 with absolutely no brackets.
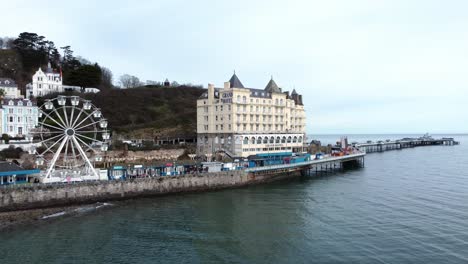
0,134,467,264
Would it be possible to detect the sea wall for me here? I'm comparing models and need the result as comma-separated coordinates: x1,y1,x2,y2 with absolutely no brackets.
0,170,300,212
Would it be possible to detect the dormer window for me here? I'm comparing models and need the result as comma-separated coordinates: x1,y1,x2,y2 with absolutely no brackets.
27,101,32,106
18,101,23,106
5,80,9,85
8,100,13,106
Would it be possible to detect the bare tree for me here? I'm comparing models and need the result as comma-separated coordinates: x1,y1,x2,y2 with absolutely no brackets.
146,80,161,86
119,74,141,89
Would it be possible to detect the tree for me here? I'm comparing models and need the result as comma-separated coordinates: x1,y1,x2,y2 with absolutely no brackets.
13,32,49,72
60,45,74,62
119,74,141,89
146,80,161,86
100,66,114,90
1,134,9,144
0,89,5,98
0,38,3,49
66,63,102,88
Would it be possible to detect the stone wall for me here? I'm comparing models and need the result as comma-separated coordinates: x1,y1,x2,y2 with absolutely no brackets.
0,169,300,212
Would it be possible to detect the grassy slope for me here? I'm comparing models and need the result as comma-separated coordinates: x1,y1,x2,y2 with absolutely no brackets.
82,86,205,137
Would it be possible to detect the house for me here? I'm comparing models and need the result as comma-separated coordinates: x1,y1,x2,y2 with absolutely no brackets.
1,98,39,137
0,78,22,98
26,62,64,98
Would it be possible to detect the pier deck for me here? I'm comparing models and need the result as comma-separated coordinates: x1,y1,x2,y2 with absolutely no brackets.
354,138,458,153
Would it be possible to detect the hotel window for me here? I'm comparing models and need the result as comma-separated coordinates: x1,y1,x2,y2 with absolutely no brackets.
215,106,218,111
220,125,224,131
9,117,13,122
215,116,218,121
18,117,21,122
228,105,231,111
220,105,223,111
237,95,241,103
242,96,247,103
8,109,13,114
228,124,231,130
216,125,218,130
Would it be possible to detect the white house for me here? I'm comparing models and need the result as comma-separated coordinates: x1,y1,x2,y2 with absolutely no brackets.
26,62,64,98
0,78,22,99
1,99,39,137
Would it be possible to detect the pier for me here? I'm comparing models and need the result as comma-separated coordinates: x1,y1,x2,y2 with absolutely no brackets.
353,137,458,153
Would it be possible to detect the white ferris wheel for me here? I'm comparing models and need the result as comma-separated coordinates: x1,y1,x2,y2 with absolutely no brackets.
30,96,110,182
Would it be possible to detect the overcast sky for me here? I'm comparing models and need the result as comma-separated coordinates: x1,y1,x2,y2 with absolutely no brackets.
3,0,468,134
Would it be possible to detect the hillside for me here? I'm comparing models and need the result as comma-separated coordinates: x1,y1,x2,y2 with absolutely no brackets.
43,86,205,138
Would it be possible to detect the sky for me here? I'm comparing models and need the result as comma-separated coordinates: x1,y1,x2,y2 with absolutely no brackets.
3,0,468,134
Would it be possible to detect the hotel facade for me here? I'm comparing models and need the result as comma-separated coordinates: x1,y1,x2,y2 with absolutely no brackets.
197,73,306,158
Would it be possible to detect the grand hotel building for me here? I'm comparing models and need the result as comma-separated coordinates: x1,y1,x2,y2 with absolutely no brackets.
197,73,306,158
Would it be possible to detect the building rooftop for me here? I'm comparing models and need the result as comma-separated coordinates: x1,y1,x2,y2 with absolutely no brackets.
0,161,24,172
0,78,17,87
264,77,281,93
228,73,245,88
1,98,36,106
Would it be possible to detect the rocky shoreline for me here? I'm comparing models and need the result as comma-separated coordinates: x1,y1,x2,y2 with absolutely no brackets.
0,202,113,231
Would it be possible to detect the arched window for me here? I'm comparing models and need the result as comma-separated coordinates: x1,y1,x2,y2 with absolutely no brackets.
237,95,241,103
215,136,219,144
280,99,283,105
242,96,247,103
263,137,268,144
287,136,292,143
276,137,280,143
282,136,286,143
251,137,255,144
257,137,262,144
269,137,274,143
293,136,297,143
275,98,279,105
243,137,249,144
298,136,303,143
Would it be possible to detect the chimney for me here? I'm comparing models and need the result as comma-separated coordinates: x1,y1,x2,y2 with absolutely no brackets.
208,83,215,102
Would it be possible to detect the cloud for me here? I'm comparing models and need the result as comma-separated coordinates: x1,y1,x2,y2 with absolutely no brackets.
3,0,468,133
